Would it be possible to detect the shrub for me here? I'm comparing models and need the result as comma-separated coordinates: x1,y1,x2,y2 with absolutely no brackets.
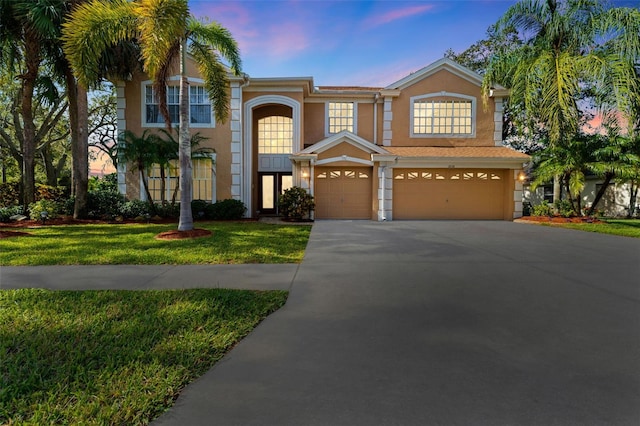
554,199,575,217
191,199,210,220
156,203,180,219
86,189,125,219
208,199,246,220
0,182,20,207
278,187,314,220
28,199,62,220
35,184,68,203
532,203,554,217
119,200,152,219
0,205,23,222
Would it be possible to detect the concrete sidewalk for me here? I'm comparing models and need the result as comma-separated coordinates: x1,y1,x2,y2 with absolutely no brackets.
0,264,298,291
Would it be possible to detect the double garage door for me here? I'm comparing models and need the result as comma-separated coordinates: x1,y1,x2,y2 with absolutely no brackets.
315,167,372,219
313,167,507,220
393,168,506,220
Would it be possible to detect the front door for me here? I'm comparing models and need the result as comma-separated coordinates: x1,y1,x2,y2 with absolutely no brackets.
258,172,293,215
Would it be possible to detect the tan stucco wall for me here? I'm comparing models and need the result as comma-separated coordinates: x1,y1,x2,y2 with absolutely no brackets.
318,142,372,162
123,67,233,201
390,69,495,147
303,103,325,146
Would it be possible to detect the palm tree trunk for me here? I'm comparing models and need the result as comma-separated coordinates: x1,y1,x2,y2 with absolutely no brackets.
587,172,614,216
178,39,193,231
68,76,89,219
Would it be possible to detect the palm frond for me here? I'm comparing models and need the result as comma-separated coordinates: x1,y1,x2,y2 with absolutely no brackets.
133,0,188,80
62,0,137,88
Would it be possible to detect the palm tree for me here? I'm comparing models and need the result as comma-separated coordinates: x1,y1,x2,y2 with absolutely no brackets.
118,129,161,213
482,0,640,201
62,0,242,231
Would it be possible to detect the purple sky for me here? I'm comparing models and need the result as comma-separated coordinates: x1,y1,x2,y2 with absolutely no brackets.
188,0,638,87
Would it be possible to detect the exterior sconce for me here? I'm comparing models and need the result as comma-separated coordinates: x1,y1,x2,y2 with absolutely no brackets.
517,172,526,182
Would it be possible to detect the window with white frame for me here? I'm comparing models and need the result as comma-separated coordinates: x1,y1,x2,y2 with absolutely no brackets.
412,94,474,136
147,157,213,202
144,84,213,127
258,116,293,154
327,102,355,134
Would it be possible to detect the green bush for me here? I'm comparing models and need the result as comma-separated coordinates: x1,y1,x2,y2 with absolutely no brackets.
28,199,62,220
532,203,554,217
0,205,23,222
119,200,152,219
88,173,118,192
86,190,125,219
156,203,180,218
208,199,246,220
554,199,575,217
191,199,210,220
278,187,314,220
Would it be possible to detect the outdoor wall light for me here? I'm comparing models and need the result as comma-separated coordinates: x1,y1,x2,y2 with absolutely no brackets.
518,172,526,182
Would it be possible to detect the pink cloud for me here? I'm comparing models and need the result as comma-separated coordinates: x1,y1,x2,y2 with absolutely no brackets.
364,4,435,28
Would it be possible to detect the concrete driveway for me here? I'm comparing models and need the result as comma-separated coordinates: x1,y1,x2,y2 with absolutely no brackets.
154,220,640,426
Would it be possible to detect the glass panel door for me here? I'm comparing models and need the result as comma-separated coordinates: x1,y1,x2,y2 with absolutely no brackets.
258,173,292,215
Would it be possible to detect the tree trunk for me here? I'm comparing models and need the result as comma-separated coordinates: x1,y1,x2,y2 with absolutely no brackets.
587,172,614,216
68,75,89,219
41,145,58,186
553,174,561,203
21,35,40,212
178,40,193,231
628,181,638,218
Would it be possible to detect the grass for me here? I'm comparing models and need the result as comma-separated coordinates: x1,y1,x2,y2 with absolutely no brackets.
0,288,288,425
0,222,311,265
550,219,640,238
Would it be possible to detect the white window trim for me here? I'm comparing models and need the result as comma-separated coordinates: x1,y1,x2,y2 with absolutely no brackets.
141,76,216,128
410,92,476,138
325,101,357,137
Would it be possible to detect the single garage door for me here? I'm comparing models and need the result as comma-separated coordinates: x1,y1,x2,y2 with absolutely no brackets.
393,169,505,220
315,167,372,219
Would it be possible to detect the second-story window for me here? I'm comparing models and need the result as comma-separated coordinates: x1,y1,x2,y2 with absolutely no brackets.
327,102,355,134
411,93,475,137
144,84,213,127
258,116,293,154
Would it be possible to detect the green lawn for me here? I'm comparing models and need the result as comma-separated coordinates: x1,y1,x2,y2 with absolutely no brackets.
551,219,640,238
1,288,288,425
0,222,311,265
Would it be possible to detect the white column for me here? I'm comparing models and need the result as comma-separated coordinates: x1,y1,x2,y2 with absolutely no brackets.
116,81,127,195
230,81,242,202
382,97,393,146
494,98,504,147
513,169,524,218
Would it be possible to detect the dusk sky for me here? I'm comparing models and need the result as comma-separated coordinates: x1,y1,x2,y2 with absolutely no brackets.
188,0,639,87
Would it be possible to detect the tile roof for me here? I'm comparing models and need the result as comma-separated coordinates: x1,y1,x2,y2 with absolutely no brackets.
384,146,530,159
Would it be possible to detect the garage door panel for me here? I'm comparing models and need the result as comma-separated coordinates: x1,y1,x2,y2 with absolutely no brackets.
393,169,505,220
315,167,372,219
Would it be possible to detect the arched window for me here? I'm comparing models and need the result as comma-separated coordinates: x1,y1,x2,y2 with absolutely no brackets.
258,116,293,154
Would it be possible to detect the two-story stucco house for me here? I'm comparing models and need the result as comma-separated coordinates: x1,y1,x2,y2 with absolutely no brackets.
116,57,530,220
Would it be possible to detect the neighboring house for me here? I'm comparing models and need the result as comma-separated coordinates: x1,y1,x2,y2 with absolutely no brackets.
117,57,530,220
525,178,639,217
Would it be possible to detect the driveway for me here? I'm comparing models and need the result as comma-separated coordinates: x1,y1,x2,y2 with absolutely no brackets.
153,220,637,425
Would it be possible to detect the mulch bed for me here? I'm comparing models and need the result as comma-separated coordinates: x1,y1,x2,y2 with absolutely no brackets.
518,215,603,224
0,230,32,239
155,229,212,240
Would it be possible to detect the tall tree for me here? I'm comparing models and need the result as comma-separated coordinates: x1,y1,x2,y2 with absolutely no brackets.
62,0,242,231
482,0,640,201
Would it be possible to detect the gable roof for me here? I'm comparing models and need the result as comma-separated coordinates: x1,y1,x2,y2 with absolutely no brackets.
298,131,389,155
386,57,506,91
